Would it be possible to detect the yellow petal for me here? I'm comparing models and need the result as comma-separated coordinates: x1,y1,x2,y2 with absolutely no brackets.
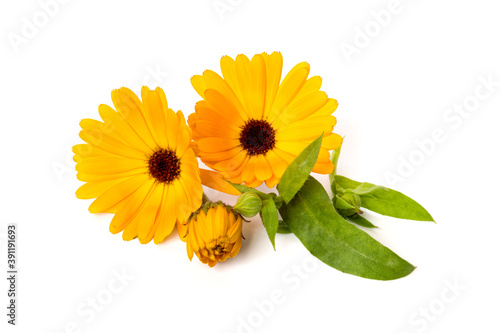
79,129,147,160
220,55,243,104
229,237,242,258
200,169,241,195
267,62,310,123
175,111,191,156
76,155,146,175
197,137,240,153
190,119,240,139
203,89,245,127
109,179,155,234
198,147,242,162
77,169,144,183
314,98,339,116
322,133,343,150
202,70,248,120
272,91,328,128
123,182,163,243
111,87,157,148
276,115,336,142
262,51,283,118
191,75,207,98
213,153,248,180
141,87,169,148
235,54,266,119
76,178,124,199
312,161,334,174
138,183,165,244
73,143,109,159
265,150,289,179
265,176,280,188
98,104,152,153
172,180,192,222
214,204,228,237
295,76,322,100
88,174,149,213
254,154,273,182
154,185,177,244
275,141,308,156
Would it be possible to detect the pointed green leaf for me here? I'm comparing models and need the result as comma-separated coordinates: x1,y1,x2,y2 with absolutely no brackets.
347,182,384,195
335,175,362,190
359,187,434,222
277,220,292,234
260,198,279,249
279,176,415,281
335,175,434,222
277,134,323,204
347,215,378,228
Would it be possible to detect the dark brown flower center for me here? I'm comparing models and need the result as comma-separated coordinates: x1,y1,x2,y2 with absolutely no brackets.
148,148,181,183
239,119,276,156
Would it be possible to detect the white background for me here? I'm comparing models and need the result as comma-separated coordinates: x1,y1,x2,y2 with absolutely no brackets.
1,0,500,332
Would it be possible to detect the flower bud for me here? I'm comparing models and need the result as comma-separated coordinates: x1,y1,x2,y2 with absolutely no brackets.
184,202,243,267
338,192,362,217
233,192,262,218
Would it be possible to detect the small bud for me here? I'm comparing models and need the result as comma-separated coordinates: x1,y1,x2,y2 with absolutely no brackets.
233,192,262,217
339,192,362,217
184,202,243,267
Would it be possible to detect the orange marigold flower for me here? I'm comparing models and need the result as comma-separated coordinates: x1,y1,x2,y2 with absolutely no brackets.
74,87,202,244
189,52,343,188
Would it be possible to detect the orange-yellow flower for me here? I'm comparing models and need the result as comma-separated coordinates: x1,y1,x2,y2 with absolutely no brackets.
189,52,343,188
182,202,243,267
74,87,202,244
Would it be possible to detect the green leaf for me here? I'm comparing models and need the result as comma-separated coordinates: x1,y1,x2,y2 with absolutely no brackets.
279,176,415,281
346,182,384,195
336,175,434,222
260,198,279,250
347,215,378,228
277,134,323,204
360,188,434,222
277,220,292,234
335,175,434,222
335,175,362,190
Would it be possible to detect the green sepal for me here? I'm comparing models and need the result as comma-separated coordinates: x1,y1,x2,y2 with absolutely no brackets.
334,195,356,210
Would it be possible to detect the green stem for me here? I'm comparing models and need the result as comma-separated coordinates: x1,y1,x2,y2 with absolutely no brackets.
329,146,342,204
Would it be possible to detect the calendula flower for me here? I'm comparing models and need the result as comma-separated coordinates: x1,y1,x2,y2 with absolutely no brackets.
182,202,243,267
74,87,202,244
189,52,343,188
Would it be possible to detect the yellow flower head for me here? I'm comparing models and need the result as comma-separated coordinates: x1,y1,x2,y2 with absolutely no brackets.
182,202,243,267
74,87,202,244
189,52,343,188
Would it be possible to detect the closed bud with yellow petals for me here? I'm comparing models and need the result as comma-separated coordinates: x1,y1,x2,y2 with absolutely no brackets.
184,202,243,267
